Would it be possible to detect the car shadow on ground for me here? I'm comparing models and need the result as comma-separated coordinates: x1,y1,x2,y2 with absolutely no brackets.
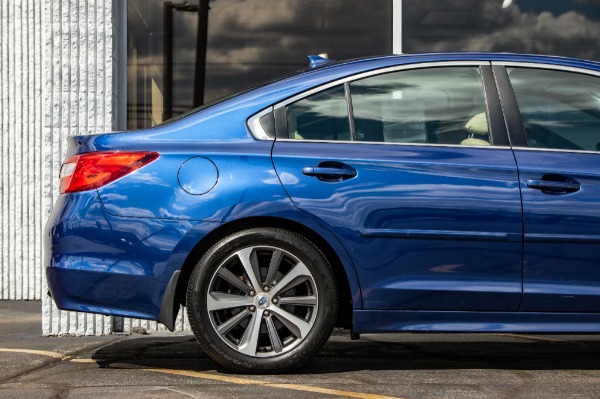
91,334,600,375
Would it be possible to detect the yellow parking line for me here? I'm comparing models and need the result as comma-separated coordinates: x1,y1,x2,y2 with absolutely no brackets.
69,358,98,363
145,367,404,399
2,349,403,398
494,333,566,343
0,348,65,359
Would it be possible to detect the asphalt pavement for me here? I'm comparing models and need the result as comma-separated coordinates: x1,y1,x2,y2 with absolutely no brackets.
0,301,120,386
3,300,600,398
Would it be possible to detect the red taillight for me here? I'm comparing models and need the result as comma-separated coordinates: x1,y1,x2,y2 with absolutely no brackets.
59,151,159,194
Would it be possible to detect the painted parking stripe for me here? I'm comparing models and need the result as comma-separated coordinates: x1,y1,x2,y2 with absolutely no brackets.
0,348,65,359
74,359,403,399
2,349,404,399
70,358,98,363
494,333,567,343
145,367,404,399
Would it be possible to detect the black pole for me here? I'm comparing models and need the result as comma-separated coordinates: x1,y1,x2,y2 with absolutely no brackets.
193,0,209,107
163,2,174,122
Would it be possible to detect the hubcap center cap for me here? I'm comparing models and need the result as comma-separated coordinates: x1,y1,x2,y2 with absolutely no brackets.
255,293,270,309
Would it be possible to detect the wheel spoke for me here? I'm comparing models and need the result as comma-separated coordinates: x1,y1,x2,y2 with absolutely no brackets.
207,292,253,312
271,307,312,339
205,240,324,360
216,309,251,336
217,267,252,294
270,261,312,297
264,249,283,286
238,310,263,356
265,316,283,353
277,295,317,307
237,248,261,292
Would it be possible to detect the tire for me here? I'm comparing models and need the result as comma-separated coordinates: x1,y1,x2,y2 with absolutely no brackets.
186,227,338,373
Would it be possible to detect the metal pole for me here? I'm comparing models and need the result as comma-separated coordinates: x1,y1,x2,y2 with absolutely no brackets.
193,0,209,107
163,2,174,121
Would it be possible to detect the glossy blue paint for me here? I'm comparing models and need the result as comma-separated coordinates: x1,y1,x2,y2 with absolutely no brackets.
353,310,600,333
307,54,335,69
178,157,219,195
44,190,218,318
272,142,523,311
45,52,600,335
514,149,600,312
96,141,289,221
44,150,364,319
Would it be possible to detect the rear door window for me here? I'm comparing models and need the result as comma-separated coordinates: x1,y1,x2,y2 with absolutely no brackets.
281,66,494,147
285,84,351,141
507,67,600,152
350,67,490,145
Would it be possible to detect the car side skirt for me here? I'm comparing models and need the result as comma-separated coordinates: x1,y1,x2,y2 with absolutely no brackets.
353,310,600,333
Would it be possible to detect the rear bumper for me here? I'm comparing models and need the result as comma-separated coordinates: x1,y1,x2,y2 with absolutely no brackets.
44,190,219,320
46,266,163,320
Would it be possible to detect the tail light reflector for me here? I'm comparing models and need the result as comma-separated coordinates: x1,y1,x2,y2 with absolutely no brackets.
59,151,159,194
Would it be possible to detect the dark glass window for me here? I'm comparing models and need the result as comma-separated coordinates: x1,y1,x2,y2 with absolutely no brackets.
286,85,351,141
127,0,392,129
127,0,202,129
403,0,600,61
508,67,600,152
350,67,490,145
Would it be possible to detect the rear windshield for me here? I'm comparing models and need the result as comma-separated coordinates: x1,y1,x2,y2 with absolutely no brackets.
157,68,307,127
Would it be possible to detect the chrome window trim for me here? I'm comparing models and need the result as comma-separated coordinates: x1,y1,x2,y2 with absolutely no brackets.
274,61,489,109
247,106,274,140
495,61,600,154
276,137,510,150
511,147,600,155
492,61,600,78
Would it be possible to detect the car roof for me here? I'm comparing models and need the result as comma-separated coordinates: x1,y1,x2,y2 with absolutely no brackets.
239,52,600,108
313,51,599,79
136,52,600,137
318,52,600,71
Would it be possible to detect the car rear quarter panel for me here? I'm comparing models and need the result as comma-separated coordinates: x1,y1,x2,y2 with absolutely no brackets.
46,140,363,319
96,141,289,221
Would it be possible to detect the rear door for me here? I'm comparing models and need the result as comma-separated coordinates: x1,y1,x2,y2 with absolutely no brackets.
272,62,524,311
497,64,600,312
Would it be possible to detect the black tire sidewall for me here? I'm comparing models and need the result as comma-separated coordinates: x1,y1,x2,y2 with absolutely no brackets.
186,227,338,373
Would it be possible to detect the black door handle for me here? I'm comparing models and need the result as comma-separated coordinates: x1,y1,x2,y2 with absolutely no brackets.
526,176,581,194
302,162,357,182
302,167,357,177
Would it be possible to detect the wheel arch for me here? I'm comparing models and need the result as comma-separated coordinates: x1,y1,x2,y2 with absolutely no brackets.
172,216,356,329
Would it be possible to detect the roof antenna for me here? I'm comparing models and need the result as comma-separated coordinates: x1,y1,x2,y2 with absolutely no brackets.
308,54,334,69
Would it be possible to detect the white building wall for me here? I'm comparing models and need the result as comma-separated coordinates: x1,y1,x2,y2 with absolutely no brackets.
1,1,45,302
0,0,116,334
40,0,118,335
1,0,188,335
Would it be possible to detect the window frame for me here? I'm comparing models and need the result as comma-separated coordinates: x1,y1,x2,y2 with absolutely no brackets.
492,62,600,154
249,61,510,148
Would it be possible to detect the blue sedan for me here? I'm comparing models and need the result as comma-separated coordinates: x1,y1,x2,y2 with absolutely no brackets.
45,52,600,372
